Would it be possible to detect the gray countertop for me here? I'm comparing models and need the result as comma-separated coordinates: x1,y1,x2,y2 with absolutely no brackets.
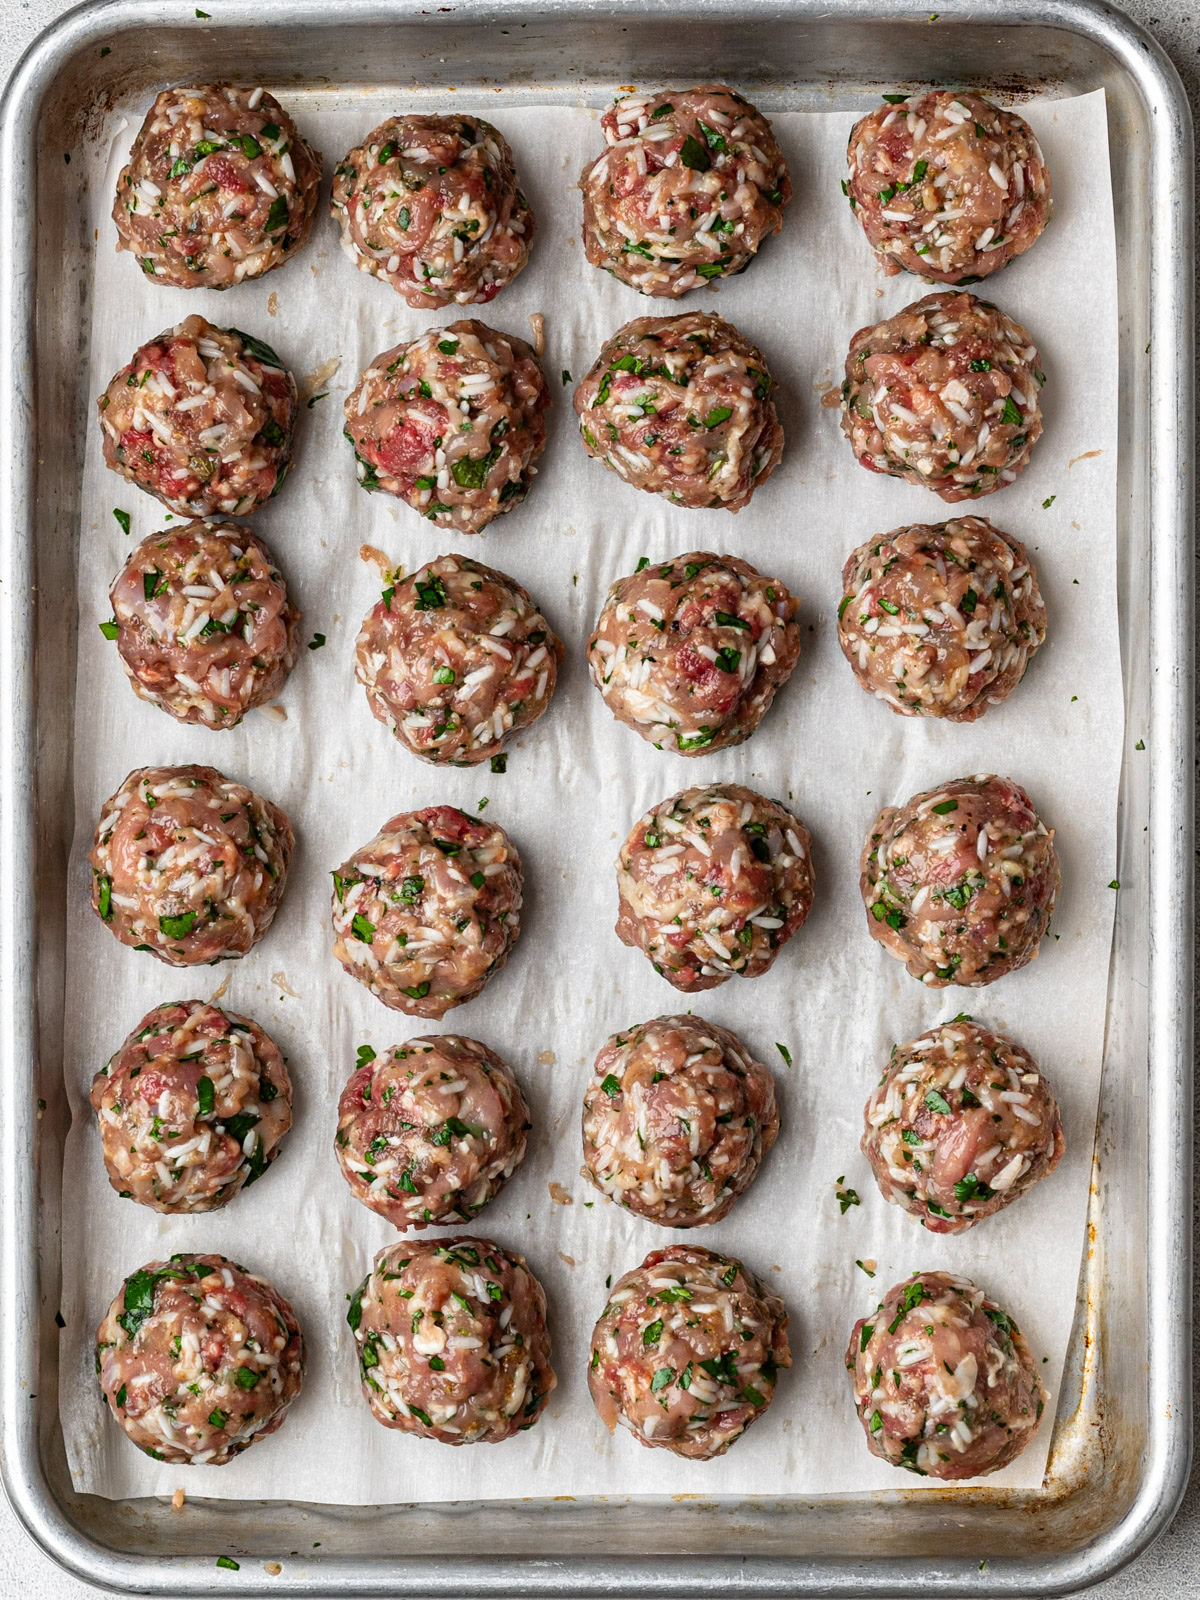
1,1,1195,1596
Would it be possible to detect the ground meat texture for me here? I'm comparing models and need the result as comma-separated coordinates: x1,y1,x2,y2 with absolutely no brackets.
89,764,293,966
331,805,522,1018
846,91,1051,285
97,1253,304,1465
616,783,814,992
335,1036,530,1229
840,291,1043,501
582,1016,778,1227
837,517,1045,720
91,1000,292,1212
331,115,533,309
861,774,1058,988
588,551,800,754
574,312,782,511
846,1271,1046,1479
355,554,561,765
98,316,297,517
344,321,548,533
862,1019,1064,1234
589,1245,790,1459
108,520,300,727
112,85,322,290
580,84,790,298
347,1237,554,1443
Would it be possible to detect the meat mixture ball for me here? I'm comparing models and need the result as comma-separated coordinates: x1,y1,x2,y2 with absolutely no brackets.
98,316,297,517
580,84,790,297
97,1253,304,1465
107,519,300,728
588,550,800,754
574,312,782,511
861,773,1059,987
582,1015,778,1227
862,1019,1064,1233
846,90,1051,285
331,114,534,308
837,517,1045,720
355,554,562,765
616,783,814,992
846,1271,1046,1479
331,805,522,1018
91,1000,292,1212
344,321,549,532
335,1035,530,1229
347,1237,555,1443
112,85,321,289
840,291,1043,501
89,763,293,966
588,1245,790,1460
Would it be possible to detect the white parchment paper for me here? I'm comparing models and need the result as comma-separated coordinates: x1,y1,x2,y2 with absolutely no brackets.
61,89,1119,1503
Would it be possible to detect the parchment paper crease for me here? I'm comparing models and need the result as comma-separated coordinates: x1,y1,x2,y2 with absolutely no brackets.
61,89,1119,1502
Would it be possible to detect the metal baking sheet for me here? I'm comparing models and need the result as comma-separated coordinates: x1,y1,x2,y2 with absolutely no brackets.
0,0,1191,1593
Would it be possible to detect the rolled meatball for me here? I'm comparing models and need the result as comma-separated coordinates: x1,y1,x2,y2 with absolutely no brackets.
588,1244,790,1460
344,320,549,532
580,84,790,297
588,550,800,754
91,1000,292,1212
335,1035,530,1229
331,805,522,1018
98,316,297,517
861,773,1059,987
97,1253,304,1465
107,519,300,727
582,1015,778,1227
355,554,561,765
574,312,782,511
837,517,1045,720
862,1019,1064,1232
846,90,1051,285
112,84,321,289
89,764,293,966
840,291,1043,501
331,114,533,308
846,1271,1046,1478
347,1237,555,1443
616,783,814,992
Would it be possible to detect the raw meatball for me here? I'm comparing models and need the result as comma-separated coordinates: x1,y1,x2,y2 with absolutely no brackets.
98,316,297,517
335,1035,530,1229
616,783,814,992
574,312,782,511
89,764,293,966
91,999,292,1212
107,519,300,727
580,84,790,297
97,1253,304,1465
355,554,561,765
839,291,1043,501
846,90,1051,284
582,1015,778,1227
347,1237,555,1443
588,1244,790,1459
862,1019,1064,1232
331,805,522,1018
861,773,1059,987
846,1271,1046,1478
331,114,533,308
588,550,800,754
837,517,1045,720
112,84,321,289
344,321,549,532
